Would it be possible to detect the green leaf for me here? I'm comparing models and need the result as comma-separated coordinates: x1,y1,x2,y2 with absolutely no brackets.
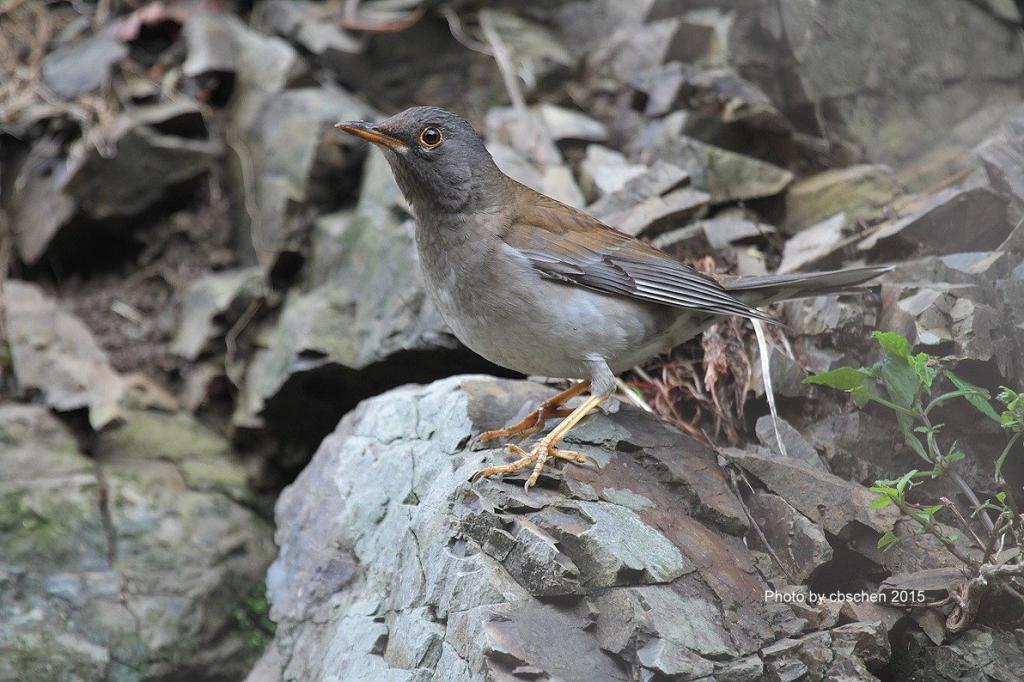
898,417,930,462
873,331,911,360
895,469,918,495
869,495,894,510
920,504,944,517
878,531,899,550
946,372,1000,423
880,356,921,408
997,491,1007,503
804,367,871,391
869,485,899,497
911,353,939,389
998,386,1024,433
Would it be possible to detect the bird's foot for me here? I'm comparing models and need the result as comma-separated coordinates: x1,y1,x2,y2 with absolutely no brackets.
470,441,594,490
475,382,590,446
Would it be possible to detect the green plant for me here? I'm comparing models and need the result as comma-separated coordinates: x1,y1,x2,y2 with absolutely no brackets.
805,331,1023,632
232,586,276,664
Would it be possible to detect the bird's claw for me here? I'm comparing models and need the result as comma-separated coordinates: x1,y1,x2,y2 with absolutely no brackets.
469,441,594,491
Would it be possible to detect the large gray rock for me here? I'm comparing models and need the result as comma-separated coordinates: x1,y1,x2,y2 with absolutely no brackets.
0,405,275,681
715,0,1024,165
250,376,889,681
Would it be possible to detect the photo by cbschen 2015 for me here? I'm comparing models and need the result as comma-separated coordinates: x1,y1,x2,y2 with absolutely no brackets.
2,1,1024,681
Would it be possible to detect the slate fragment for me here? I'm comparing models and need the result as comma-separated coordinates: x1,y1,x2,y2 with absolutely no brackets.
171,267,264,361
858,186,1011,257
41,31,128,99
784,165,897,234
5,281,126,430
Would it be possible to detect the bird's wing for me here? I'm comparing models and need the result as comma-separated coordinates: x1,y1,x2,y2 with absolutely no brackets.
500,188,774,322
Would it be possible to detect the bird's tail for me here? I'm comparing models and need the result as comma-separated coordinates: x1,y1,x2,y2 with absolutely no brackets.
723,265,892,306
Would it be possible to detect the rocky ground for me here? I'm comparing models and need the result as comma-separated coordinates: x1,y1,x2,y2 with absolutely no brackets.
2,0,1024,680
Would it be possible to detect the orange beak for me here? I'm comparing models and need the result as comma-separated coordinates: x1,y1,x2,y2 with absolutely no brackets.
334,120,408,151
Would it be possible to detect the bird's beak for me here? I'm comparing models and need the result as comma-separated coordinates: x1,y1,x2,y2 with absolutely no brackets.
334,120,408,151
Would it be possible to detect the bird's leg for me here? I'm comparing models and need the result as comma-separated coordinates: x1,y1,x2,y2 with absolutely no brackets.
476,380,591,443
470,389,612,489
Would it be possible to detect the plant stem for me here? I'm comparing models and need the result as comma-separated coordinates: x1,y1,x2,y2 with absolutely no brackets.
995,431,1021,481
949,469,995,534
920,410,995,533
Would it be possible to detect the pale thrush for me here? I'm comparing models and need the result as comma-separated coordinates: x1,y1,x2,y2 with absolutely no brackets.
336,106,888,489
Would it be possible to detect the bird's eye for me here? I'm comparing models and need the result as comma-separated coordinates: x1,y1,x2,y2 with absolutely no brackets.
419,126,443,148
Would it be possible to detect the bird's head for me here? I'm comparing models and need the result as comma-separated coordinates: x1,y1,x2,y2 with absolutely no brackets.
335,106,500,215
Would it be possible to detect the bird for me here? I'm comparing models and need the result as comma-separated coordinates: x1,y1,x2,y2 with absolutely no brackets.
335,106,889,489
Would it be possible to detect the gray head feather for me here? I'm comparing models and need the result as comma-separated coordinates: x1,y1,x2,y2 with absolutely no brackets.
373,107,503,216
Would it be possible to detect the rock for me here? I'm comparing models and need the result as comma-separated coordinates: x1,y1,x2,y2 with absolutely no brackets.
66,101,221,220
181,6,238,103
233,154,500,449
858,187,1011,257
41,31,128,99
878,251,1024,380
578,144,647,199
779,213,851,274
698,213,776,249
0,405,275,681
535,103,608,143
257,0,363,61
651,213,775,253
634,62,789,133
754,415,827,471
746,492,833,583
477,10,574,95
890,628,1024,681
5,281,126,430
255,376,794,680
241,85,371,267
171,267,264,361
586,16,725,87
977,0,1023,22
721,447,900,537
589,159,690,218
802,411,903,484
602,186,710,237
716,0,1024,165
10,102,219,262
784,165,897,234
226,13,307,135
5,136,77,265
638,115,794,203
976,120,1024,209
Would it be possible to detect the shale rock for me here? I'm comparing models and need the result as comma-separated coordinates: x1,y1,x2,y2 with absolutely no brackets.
251,375,890,681
637,114,794,203
5,281,126,430
172,267,265,361
0,405,275,681
784,165,897,234
41,31,128,99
